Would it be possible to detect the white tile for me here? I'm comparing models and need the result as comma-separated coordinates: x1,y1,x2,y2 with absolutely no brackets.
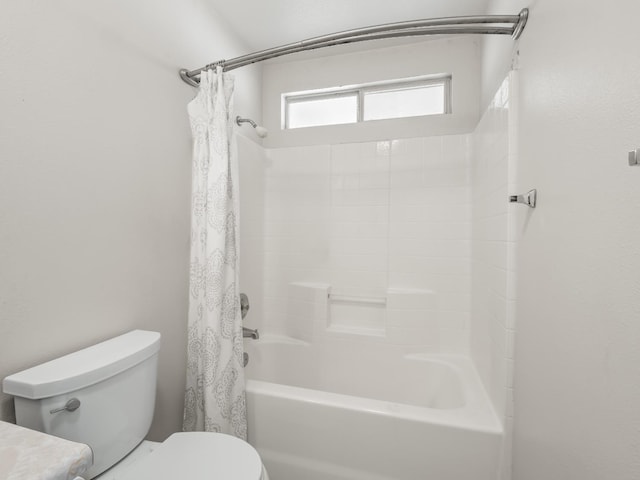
386,289,437,310
506,329,515,359
332,189,359,206
390,171,425,189
388,255,471,277
506,269,517,301
438,327,469,352
358,188,389,206
391,151,425,171
390,238,471,258
369,140,391,157
330,237,388,256
331,142,360,161
439,293,471,312
288,282,321,301
506,359,515,388
333,154,361,175
438,310,470,330
390,137,424,156
386,308,438,328
441,134,470,165
329,269,388,292
506,300,517,330
359,172,388,189
386,325,438,346
329,253,388,272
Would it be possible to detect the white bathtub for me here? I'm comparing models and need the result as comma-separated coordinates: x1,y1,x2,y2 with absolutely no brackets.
244,335,503,480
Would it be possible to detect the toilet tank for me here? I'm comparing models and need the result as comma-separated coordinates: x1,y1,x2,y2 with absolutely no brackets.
2,330,161,479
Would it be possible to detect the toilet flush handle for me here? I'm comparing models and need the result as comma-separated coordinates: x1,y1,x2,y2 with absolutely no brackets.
50,397,81,414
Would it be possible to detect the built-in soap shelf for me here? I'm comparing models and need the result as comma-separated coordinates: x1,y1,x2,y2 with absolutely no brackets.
327,288,387,336
284,282,437,343
328,293,387,306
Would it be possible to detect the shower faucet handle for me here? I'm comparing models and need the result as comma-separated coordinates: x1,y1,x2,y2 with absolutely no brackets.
240,293,250,319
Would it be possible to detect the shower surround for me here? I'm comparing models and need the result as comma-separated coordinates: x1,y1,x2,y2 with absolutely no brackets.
239,75,518,479
263,134,472,349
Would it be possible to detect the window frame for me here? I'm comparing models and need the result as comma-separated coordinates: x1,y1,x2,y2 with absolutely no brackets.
282,75,452,130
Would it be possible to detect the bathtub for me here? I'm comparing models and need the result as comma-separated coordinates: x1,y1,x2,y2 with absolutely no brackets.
244,335,503,480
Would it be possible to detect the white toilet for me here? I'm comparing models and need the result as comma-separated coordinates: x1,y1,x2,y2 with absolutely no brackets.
2,330,268,480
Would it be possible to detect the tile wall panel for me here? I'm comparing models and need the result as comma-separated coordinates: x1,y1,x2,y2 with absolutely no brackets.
264,133,472,352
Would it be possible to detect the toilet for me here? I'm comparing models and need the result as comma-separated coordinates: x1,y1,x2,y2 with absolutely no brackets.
2,330,268,480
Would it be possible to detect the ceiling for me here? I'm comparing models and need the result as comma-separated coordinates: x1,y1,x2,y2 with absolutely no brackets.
207,0,493,53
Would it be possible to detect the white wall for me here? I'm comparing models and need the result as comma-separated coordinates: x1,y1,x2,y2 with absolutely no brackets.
482,1,640,479
262,37,481,147
0,0,262,440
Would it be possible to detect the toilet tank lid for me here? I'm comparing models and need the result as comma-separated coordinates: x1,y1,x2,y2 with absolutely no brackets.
2,330,161,400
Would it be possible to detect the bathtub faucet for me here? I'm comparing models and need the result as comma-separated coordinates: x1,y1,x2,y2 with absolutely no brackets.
243,327,259,340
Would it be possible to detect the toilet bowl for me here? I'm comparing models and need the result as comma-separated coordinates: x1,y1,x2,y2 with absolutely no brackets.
2,330,268,480
101,432,266,480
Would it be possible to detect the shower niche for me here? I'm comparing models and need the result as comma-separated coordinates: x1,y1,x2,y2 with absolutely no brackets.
283,282,438,345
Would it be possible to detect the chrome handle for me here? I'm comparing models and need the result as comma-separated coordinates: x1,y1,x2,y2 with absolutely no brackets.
50,397,81,414
509,189,537,208
240,293,250,320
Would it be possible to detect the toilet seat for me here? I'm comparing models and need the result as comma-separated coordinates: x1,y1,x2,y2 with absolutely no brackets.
117,432,265,480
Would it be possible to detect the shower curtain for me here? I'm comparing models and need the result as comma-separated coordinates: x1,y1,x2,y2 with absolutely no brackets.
182,67,247,439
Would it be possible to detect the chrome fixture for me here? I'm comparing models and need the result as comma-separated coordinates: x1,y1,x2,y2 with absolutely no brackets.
240,293,250,319
179,9,528,85
243,327,260,340
239,293,259,339
50,397,81,414
628,148,640,166
236,116,268,138
509,189,537,208
243,352,249,367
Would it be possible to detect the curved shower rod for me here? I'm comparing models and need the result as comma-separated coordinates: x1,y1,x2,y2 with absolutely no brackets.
179,8,528,87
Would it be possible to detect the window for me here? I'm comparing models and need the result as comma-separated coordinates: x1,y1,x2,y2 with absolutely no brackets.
286,93,358,129
283,75,451,129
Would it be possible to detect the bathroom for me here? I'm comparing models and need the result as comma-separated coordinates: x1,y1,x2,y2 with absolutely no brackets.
1,0,640,479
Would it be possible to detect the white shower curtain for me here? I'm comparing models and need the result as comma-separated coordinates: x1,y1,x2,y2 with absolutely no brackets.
182,67,246,439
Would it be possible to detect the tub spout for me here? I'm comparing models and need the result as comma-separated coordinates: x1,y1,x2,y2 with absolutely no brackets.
243,327,259,340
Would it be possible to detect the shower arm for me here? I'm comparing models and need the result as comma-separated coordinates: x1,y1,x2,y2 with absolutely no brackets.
179,9,529,86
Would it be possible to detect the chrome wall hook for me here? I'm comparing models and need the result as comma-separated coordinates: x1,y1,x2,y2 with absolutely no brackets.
509,189,537,208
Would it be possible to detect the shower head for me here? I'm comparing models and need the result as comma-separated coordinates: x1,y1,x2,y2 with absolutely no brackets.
254,125,268,138
236,116,268,138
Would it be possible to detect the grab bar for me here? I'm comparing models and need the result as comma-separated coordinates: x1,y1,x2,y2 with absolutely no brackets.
328,294,387,306
240,293,250,319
